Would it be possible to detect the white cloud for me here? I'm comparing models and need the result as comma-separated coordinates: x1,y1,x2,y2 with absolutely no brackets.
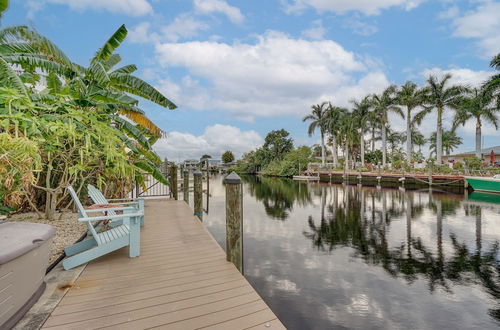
301,20,327,40
152,124,263,160
161,13,210,42
194,0,244,24
42,0,152,16
421,67,494,88
154,31,390,120
281,0,424,16
447,1,500,57
128,22,159,44
343,14,378,36
129,14,209,44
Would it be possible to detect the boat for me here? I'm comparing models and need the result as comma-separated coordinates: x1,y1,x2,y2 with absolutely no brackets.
465,175,500,194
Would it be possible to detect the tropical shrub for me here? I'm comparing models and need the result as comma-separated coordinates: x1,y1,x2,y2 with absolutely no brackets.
0,21,175,218
453,161,464,170
0,133,40,213
464,156,483,170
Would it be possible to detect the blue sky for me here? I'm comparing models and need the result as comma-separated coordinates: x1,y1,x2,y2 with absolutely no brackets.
4,0,500,161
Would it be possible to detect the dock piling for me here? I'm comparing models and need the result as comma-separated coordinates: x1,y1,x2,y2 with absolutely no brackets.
170,164,178,200
193,170,203,219
224,172,243,273
183,170,189,203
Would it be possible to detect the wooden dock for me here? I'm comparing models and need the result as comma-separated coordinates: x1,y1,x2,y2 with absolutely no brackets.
41,199,284,330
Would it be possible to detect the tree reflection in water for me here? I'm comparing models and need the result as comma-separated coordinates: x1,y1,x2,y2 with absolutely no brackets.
303,184,500,322
242,175,312,220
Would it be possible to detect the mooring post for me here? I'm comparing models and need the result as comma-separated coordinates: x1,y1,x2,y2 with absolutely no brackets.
224,172,243,273
170,164,178,200
183,170,189,203
428,161,433,187
206,159,210,193
193,170,203,219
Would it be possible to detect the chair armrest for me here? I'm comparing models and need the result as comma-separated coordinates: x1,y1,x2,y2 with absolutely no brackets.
78,212,143,222
101,201,141,206
108,198,144,201
84,206,136,213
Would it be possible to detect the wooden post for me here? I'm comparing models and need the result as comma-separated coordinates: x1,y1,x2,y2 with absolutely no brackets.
193,170,203,219
183,170,189,203
428,161,433,187
225,172,243,273
206,159,210,194
170,164,178,200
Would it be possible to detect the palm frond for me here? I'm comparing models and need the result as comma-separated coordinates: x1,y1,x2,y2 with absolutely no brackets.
119,109,162,136
103,53,122,71
0,57,28,97
111,64,137,75
111,114,151,148
110,73,176,109
91,24,127,63
18,28,72,67
86,61,110,84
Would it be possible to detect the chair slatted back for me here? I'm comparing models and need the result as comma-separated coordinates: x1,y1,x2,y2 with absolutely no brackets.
87,185,117,216
66,186,99,241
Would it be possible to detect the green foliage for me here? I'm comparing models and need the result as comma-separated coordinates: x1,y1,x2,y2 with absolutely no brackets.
453,161,464,170
263,129,293,160
365,150,382,164
464,156,483,170
262,146,314,177
0,19,176,218
0,133,40,211
222,150,235,164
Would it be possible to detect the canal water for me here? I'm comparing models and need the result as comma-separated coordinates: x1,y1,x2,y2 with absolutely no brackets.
197,174,500,329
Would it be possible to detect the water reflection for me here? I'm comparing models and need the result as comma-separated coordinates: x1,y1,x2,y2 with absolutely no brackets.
202,175,500,329
304,185,500,321
242,175,312,220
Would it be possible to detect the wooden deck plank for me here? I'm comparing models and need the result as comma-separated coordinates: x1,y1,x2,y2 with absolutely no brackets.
42,199,284,330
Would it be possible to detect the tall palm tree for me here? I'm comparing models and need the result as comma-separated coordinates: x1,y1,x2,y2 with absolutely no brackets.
485,53,500,103
325,104,348,168
397,81,425,162
303,101,329,166
370,85,402,167
421,74,465,164
429,130,462,156
338,113,357,170
453,87,498,158
351,96,372,167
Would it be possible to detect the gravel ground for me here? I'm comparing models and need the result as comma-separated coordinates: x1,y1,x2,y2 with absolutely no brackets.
7,212,87,265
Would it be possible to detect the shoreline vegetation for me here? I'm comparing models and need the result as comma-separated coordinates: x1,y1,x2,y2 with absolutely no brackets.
232,53,500,178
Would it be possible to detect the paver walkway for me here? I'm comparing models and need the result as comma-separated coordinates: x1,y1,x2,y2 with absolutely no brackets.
41,199,285,330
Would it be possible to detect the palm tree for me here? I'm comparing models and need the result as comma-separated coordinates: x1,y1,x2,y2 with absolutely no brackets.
387,129,404,155
370,85,402,167
338,113,357,170
351,96,372,167
412,129,426,153
429,130,462,156
421,74,465,164
397,81,425,162
453,87,498,158
485,53,500,103
325,105,348,168
303,101,329,166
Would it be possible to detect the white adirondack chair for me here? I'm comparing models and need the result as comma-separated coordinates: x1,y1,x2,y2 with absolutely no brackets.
87,184,145,227
62,186,143,270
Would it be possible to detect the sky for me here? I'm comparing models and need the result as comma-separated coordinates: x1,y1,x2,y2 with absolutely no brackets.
4,0,500,161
